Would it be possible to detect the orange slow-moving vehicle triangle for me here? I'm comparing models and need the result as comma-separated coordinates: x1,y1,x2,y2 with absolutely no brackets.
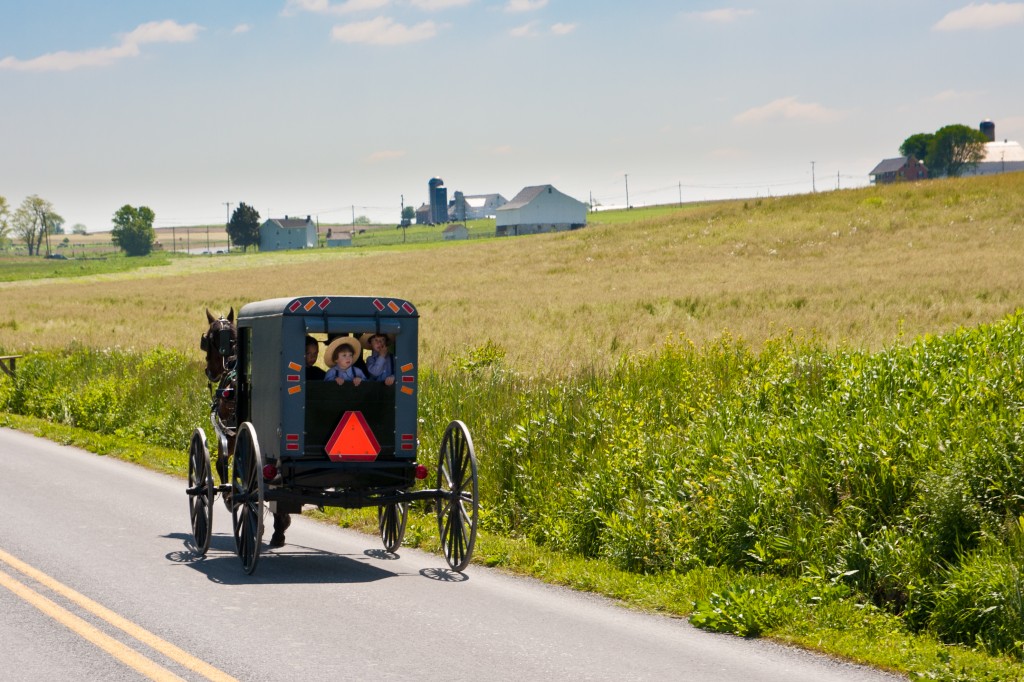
325,411,381,462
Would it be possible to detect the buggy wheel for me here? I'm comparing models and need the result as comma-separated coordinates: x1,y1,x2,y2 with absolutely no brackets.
231,422,264,575
378,502,408,553
187,428,214,556
436,420,479,572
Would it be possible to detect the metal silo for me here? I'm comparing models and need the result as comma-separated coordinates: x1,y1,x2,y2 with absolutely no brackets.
428,177,447,225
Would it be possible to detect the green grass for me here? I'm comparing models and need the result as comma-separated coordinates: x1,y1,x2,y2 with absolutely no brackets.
5,323,1024,678
0,252,173,282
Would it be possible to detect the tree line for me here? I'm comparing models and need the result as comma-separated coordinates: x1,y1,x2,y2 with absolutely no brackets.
0,196,264,257
899,123,988,178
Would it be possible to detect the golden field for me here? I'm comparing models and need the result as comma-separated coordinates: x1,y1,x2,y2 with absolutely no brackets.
2,172,1024,373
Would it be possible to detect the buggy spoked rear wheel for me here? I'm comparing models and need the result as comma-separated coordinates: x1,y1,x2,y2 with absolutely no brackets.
231,422,265,575
378,502,408,553
436,420,479,572
187,428,215,556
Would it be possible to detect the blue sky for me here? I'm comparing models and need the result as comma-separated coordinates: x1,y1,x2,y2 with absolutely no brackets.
2,1,1022,231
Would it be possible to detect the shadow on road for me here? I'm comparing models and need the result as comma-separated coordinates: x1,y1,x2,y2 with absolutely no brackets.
163,532,399,585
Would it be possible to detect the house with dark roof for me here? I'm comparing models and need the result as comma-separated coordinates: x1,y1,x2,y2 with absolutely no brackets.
495,185,587,237
869,156,928,184
259,216,318,252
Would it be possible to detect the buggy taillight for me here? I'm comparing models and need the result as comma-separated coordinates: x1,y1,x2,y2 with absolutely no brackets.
415,464,429,480
263,464,278,480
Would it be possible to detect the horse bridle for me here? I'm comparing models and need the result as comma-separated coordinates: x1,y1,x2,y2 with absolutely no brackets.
201,318,237,382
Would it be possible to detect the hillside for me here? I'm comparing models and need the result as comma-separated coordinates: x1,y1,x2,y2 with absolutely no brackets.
1,172,1023,372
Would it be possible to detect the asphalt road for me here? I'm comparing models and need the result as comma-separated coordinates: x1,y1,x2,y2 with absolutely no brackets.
0,428,905,681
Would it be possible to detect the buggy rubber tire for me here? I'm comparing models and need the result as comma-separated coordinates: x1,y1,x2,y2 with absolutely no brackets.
187,428,215,556
378,502,408,553
231,422,265,575
436,420,479,572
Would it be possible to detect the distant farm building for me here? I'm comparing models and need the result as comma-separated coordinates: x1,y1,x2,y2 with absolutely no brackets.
326,230,353,247
495,185,588,237
460,193,507,220
443,224,469,241
963,121,1024,177
869,156,928,184
415,203,430,225
259,216,317,252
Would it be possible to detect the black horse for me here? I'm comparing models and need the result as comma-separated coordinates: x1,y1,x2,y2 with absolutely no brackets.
201,309,291,548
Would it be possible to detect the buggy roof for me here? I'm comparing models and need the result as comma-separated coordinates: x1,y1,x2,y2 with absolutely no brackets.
238,295,418,321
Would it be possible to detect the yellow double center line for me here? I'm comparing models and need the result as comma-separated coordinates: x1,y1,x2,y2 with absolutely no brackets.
0,548,236,682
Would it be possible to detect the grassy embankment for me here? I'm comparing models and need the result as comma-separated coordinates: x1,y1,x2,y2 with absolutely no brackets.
3,172,1024,679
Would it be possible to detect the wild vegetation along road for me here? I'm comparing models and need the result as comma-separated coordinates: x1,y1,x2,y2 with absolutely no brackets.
0,428,904,682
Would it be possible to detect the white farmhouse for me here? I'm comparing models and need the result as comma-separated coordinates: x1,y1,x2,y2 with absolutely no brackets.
259,216,317,252
495,185,587,237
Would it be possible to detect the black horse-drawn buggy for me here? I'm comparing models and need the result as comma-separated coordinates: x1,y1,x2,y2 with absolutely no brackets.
187,295,479,574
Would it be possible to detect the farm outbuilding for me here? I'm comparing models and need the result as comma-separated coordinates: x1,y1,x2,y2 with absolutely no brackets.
443,224,469,241
495,185,587,237
259,216,317,252
461,193,508,219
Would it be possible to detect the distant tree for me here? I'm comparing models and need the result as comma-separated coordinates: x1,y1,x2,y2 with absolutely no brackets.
0,196,9,248
227,202,261,252
12,195,61,256
927,124,988,178
401,205,415,221
111,204,156,256
353,215,371,226
71,223,88,235
899,133,934,161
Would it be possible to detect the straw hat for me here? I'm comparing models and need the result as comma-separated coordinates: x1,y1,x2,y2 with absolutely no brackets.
359,332,394,349
323,336,361,364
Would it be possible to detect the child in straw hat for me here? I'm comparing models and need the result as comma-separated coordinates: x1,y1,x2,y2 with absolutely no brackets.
323,336,366,385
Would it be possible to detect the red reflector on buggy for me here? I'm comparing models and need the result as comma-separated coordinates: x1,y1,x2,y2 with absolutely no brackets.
286,444,299,451
286,434,299,441
262,464,278,480
401,434,414,441
415,464,429,479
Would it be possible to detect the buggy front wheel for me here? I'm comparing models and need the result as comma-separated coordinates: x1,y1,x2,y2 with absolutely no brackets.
436,420,479,572
186,428,215,556
231,422,265,575
378,502,408,553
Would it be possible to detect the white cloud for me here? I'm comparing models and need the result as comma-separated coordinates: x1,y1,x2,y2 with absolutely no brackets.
734,96,843,124
509,21,570,37
509,21,540,37
934,2,1024,30
283,0,390,17
409,0,473,9
331,16,438,44
928,88,982,102
368,150,406,161
688,8,756,23
504,0,548,12
0,20,201,72
232,23,253,34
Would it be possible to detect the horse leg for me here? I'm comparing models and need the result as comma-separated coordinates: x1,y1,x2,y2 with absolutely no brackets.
269,512,291,548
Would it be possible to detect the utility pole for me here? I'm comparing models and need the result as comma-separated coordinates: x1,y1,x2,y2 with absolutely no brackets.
172,226,176,254
624,173,630,209
811,161,816,192
678,181,682,207
224,202,232,252
837,170,840,190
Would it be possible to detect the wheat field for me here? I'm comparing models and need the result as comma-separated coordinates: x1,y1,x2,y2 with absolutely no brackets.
2,172,1023,373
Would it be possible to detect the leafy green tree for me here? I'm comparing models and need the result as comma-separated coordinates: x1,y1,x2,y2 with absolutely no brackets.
927,124,988,178
353,215,371,226
71,223,88,235
226,202,261,252
899,133,934,162
0,196,9,249
111,204,156,256
12,195,61,256
401,205,415,221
